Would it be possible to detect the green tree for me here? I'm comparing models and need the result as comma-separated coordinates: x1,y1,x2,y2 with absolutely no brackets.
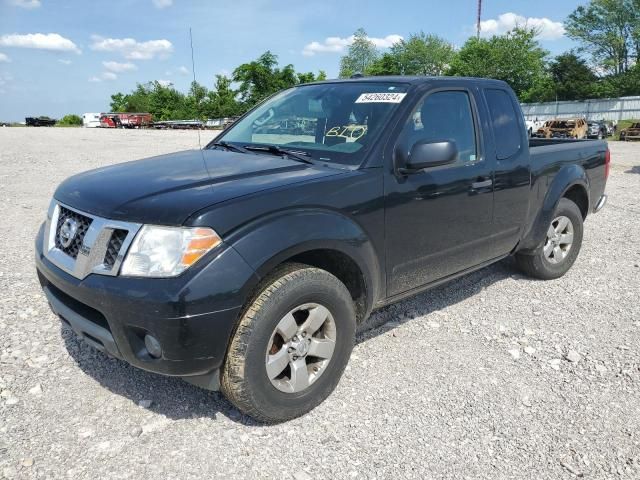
523,53,598,102
109,93,128,112
297,70,328,83
550,53,597,100
447,28,548,100
593,63,640,97
339,28,379,78
391,32,454,76
57,114,82,126
204,75,240,117
233,51,299,107
566,0,640,74
366,53,402,76
186,80,209,119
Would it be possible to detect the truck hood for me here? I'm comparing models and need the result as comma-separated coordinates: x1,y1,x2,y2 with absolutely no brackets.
54,149,343,225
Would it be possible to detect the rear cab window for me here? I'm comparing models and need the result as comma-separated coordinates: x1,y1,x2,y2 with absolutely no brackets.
484,89,521,159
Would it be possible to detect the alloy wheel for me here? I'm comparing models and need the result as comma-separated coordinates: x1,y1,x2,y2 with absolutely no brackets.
543,215,574,264
265,303,336,393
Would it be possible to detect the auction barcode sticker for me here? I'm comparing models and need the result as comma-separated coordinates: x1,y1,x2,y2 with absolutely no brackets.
355,92,407,104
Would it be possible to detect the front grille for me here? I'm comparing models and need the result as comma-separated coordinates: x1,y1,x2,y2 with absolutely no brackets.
103,229,128,269
55,206,93,259
44,201,140,280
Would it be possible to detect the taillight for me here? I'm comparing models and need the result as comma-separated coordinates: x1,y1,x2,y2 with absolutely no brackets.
605,148,611,180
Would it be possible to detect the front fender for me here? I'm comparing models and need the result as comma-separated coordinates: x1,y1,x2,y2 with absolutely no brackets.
519,164,589,252
227,208,383,311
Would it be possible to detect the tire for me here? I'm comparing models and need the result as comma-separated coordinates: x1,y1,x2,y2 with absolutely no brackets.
221,263,356,423
515,198,584,280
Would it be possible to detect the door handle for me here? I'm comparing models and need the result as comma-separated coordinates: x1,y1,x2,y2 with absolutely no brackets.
471,178,493,189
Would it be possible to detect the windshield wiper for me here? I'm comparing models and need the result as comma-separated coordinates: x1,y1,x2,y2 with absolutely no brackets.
243,144,314,164
211,141,251,154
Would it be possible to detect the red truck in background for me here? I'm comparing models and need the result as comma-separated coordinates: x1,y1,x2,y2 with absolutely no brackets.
99,113,152,128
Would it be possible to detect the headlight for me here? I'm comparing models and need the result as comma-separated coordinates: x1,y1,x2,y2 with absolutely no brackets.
120,226,222,277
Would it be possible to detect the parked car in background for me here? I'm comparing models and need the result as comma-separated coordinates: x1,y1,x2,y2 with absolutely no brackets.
525,118,544,137
536,118,588,139
587,120,607,139
26,116,56,127
620,122,640,141
82,113,101,128
604,121,615,137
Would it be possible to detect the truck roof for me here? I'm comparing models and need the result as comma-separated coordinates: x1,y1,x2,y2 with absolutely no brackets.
302,76,510,88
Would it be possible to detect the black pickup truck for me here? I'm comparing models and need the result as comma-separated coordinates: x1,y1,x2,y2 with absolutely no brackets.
35,77,609,422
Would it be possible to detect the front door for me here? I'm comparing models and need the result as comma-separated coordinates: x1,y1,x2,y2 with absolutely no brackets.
384,88,496,297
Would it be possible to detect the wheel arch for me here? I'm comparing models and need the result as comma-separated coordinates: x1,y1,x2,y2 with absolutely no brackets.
228,208,383,324
518,165,589,253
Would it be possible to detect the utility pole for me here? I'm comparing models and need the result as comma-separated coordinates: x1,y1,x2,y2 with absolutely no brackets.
476,0,482,39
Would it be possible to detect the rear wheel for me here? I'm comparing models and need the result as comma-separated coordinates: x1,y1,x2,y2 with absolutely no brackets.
221,263,356,423
516,198,584,280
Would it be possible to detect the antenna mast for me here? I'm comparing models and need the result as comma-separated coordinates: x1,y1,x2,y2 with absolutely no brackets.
476,0,482,39
189,27,203,151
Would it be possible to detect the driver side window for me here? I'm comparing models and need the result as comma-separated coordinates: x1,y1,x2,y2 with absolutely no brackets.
399,91,477,163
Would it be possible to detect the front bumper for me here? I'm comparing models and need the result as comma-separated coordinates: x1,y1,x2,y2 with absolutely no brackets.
35,223,259,389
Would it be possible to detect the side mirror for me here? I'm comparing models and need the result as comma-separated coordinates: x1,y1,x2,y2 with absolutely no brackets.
400,140,458,174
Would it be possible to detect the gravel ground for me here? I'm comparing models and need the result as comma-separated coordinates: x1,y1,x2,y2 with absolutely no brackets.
1,128,639,479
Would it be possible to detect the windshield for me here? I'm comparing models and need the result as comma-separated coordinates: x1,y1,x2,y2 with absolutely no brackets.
215,82,410,166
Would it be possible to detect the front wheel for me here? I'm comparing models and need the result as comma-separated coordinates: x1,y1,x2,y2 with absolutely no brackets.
515,198,584,280
221,263,356,423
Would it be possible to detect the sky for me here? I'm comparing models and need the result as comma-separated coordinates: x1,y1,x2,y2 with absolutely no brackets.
0,0,586,121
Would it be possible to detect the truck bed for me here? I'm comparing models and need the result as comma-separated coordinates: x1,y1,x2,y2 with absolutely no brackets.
528,137,608,216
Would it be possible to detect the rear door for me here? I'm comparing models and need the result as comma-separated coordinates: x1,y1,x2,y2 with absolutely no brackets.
384,86,496,297
482,88,531,256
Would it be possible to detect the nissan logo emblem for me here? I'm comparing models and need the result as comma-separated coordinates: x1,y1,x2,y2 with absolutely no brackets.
58,217,79,248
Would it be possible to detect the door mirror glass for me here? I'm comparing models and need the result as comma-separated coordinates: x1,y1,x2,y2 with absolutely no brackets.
406,139,458,170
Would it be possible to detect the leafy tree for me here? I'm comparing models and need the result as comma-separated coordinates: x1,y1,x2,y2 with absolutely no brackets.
108,52,326,122
109,93,127,112
593,63,640,97
549,53,597,100
204,75,241,117
339,28,379,78
233,51,298,107
566,0,640,75
390,32,454,76
447,28,548,100
57,114,82,126
188,80,209,118
523,53,598,102
297,70,328,83
366,53,402,76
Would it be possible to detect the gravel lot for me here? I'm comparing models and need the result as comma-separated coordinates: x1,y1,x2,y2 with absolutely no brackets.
1,128,639,479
